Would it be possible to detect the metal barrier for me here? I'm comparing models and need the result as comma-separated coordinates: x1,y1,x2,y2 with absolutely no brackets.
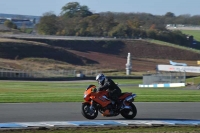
0,69,100,78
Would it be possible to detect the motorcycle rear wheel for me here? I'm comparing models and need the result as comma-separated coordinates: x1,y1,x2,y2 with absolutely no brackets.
81,103,98,119
120,102,137,119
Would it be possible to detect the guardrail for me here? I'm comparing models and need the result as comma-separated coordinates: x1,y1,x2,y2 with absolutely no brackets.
0,69,143,81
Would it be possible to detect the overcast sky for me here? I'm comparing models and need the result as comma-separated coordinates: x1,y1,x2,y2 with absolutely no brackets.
0,0,199,16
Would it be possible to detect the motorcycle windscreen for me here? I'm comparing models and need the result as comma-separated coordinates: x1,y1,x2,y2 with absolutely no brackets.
84,86,96,101
86,85,96,91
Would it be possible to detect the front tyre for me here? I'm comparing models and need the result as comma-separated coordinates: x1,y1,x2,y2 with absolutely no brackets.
81,103,98,119
121,103,137,119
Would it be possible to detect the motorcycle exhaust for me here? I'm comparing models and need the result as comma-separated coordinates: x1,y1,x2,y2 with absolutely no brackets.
122,94,136,110
125,94,136,102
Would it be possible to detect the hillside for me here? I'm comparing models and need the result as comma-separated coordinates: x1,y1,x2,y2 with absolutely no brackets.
0,37,200,75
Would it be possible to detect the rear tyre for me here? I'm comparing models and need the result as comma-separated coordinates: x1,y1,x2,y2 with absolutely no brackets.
81,103,98,119
121,103,137,119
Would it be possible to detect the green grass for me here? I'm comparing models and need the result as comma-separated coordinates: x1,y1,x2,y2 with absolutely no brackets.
186,76,200,85
0,79,200,103
145,39,200,53
180,30,200,42
0,126,200,133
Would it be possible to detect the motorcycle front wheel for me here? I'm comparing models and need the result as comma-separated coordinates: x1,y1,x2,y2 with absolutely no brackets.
120,102,137,119
81,103,98,119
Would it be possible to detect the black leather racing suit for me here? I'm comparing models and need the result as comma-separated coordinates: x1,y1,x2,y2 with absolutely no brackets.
98,77,121,101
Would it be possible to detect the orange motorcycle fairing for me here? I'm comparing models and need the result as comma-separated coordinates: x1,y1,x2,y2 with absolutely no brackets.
83,85,111,107
84,85,96,101
91,91,111,107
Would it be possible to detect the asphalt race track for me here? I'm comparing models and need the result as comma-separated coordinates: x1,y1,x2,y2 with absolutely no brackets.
0,102,200,123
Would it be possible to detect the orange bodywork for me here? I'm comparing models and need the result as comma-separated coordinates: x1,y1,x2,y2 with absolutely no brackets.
83,85,133,108
84,85,96,101
83,85,111,107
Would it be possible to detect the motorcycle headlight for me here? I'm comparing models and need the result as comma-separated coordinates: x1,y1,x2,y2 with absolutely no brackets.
84,94,87,98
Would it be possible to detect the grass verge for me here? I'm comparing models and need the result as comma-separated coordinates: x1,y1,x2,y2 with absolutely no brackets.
0,79,200,103
145,39,200,53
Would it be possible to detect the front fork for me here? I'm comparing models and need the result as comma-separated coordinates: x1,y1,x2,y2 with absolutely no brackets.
89,100,95,114
83,100,96,115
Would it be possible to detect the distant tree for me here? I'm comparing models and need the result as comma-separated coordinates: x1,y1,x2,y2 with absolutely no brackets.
171,30,188,46
108,23,129,38
190,15,200,25
56,16,79,36
99,13,118,36
165,12,175,17
4,20,17,29
61,2,92,18
127,19,141,29
34,2,200,48
81,14,104,36
146,30,157,39
37,12,58,35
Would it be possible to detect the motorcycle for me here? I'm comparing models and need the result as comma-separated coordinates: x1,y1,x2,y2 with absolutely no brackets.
81,84,137,119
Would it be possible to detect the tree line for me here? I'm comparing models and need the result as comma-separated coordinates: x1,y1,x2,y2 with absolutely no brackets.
36,2,200,47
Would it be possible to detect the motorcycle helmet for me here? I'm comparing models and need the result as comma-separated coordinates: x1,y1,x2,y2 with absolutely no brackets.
96,73,106,85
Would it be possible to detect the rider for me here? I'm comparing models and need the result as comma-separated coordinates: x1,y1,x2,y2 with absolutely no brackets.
95,73,122,116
